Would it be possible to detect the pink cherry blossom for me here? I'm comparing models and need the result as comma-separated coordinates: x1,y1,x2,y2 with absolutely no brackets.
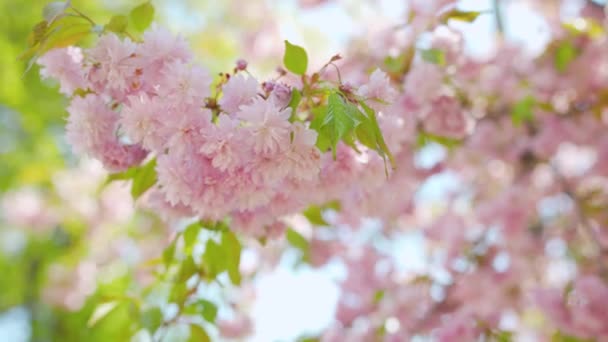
86,33,138,93
423,96,468,139
219,74,259,114
37,47,87,95
199,115,247,172
238,97,292,155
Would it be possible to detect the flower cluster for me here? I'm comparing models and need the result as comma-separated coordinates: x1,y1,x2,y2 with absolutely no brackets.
33,0,608,340
38,25,401,236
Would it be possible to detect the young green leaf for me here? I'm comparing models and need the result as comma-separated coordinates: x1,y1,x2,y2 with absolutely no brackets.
283,40,308,75
185,299,218,323
309,105,331,151
177,256,198,282
163,238,177,268
302,205,329,226
440,9,483,23
511,95,536,126
202,239,229,281
222,231,242,285
188,324,211,342
169,282,189,305
359,101,396,169
287,88,302,120
130,158,157,199
130,1,155,32
321,92,358,157
88,301,119,327
183,222,202,255
563,18,605,39
554,41,578,73
420,49,446,66
286,228,310,262
140,307,163,333
105,15,128,34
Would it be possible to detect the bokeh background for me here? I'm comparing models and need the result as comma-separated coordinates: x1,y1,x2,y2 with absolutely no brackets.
1,0,603,341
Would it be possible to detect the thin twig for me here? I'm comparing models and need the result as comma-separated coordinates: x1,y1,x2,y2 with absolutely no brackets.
69,6,97,26
550,163,608,278
492,0,505,35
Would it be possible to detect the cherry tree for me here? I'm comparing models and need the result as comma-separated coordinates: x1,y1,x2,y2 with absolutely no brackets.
13,0,608,340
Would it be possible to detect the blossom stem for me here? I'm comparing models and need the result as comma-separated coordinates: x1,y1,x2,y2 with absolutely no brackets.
70,6,97,27
492,0,505,35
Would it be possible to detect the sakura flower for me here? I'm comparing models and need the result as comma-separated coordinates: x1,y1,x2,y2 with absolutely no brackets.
237,98,292,155
358,68,398,104
269,82,292,108
284,122,321,181
199,115,247,172
86,33,137,93
37,47,87,95
435,311,481,342
217,315,252,339
136,24,192,70
164,107,213,156
65,94,118,156
157,61,212,105
219,74,259,114
423,96,468,139
404,62,443,106
156,151,209,208
98,142,147,173
120,93,171,151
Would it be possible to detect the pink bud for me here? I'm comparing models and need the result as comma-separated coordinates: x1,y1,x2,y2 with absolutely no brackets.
236,59,248,71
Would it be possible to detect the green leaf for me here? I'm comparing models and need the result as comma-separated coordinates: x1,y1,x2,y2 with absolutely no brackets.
563,18,605,39
88,301,120,327
554,41,578,73
496,331,513,342
321,92,358,158
202,240,225,280
511,95,536,126
385,48,416,76
130,1,155,32
131,158,157,198
169,282,189,305
177,256,198,282
551,331,594,342
416,132,462,149
283,40,308,75
89,300,138,340
441,9,483,23
27,21,49,47
200,219,230,232
140,307,163,333
288,88,302,120
359,102,396,169
302,205,329,226
286,228,310,261
355,119,377,151
188,324,211,342
105,15,128,34
309,105,331,151
106,158,157,199
222,231,242,285
163,238,177,268
183,222,202,255
20,16,92,62
373,290,385,303
185,299,218,323
383,53,411,75
420,48,446,66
